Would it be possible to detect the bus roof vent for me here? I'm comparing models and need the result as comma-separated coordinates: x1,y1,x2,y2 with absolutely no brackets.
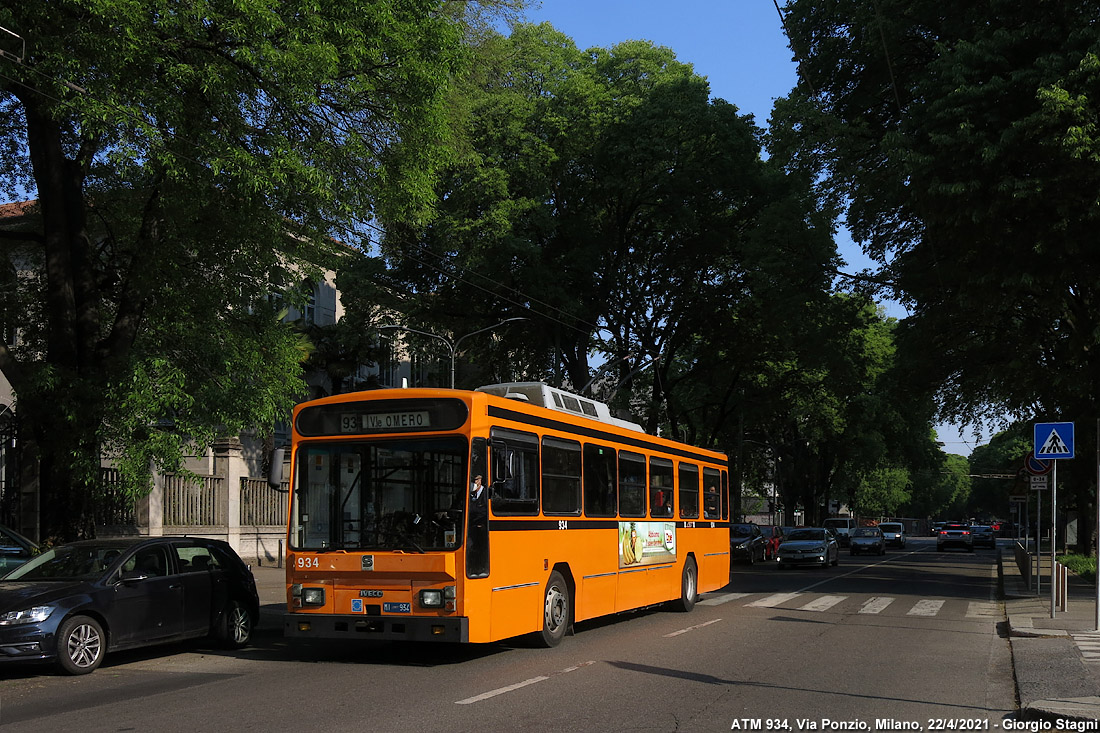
475,382,643,432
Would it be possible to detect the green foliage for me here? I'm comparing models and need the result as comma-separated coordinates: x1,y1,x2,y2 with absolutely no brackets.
0,0,478,538
1061,553,1096,584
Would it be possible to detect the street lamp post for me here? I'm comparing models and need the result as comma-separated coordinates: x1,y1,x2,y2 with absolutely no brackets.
378,317,526,388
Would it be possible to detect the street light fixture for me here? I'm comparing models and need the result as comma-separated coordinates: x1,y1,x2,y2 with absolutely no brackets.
378,317,527,388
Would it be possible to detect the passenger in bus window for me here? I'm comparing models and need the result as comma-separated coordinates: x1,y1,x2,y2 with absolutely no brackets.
704,485,720,519
467,475,489,573
653,489,673,517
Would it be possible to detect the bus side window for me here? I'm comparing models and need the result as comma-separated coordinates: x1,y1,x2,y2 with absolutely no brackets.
649,457,674,518
703,467,721,519
542,437,582,515
679,462,700,519
721,470,730,520
618,452,646,518
490,428,540,515
583,444,617,517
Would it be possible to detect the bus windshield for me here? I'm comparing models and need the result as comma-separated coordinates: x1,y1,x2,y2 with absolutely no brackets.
291,436,468,553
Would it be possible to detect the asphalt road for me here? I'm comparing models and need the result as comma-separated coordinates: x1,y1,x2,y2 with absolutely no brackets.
0,538,1015,732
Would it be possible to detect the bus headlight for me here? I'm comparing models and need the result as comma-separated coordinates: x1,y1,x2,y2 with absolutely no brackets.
420,589,443,608
302,587,325,606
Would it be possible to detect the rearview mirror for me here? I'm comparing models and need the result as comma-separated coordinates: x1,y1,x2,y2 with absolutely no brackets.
268,448,285,489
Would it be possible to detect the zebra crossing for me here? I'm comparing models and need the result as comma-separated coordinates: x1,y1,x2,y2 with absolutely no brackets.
699,590,1003,620
1072,632,1100,663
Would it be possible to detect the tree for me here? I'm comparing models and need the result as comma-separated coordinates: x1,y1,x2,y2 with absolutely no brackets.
771,0,1100,540
0,1,475,540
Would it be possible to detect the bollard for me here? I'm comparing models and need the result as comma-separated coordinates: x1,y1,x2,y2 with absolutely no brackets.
1059,562,1068,613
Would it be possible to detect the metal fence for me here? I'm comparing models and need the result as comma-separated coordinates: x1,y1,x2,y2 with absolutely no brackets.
241,478,288,526
163,473,225,526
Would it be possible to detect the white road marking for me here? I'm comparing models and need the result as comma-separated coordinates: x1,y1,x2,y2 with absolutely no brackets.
699,592,750,606
908,599,945,616
799,595,847,612
747,592,802,608
859,597,896,614
455,661,596,705
664,618,723,637
1073,633,1100,662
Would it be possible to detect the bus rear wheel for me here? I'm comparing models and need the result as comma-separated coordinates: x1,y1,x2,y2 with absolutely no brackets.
538,570,570,647
674,557,697,612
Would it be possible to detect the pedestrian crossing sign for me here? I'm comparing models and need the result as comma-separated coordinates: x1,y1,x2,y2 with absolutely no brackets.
1034,422,1074,459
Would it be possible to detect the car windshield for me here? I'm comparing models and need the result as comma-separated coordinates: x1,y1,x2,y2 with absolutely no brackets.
5,544,121,581
730,524,754,537
761,527,775,537
853,528,879,537
787,529,825,541
879,525,901,532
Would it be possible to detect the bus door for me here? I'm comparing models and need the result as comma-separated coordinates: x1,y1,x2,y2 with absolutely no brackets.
467,438,489,578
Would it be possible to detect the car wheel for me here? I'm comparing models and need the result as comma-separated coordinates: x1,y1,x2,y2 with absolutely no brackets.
56,615,105,675
538,570,570,647
217,599,253,649
673,558,697,612
832,552,839,567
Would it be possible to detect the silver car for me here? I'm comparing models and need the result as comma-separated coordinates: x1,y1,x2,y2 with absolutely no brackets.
849,526,885,556
936,522,974,552
970,525,996,549
777,527,839,569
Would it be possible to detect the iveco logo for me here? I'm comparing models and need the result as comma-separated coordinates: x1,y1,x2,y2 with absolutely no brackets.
359,590,384,598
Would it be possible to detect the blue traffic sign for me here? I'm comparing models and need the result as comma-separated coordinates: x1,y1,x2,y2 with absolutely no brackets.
1034,422,1075,459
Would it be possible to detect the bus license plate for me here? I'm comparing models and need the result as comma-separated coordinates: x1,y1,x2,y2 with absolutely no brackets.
383,602,411,614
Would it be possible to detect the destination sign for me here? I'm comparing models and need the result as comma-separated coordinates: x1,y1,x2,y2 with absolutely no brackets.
341,410,430,433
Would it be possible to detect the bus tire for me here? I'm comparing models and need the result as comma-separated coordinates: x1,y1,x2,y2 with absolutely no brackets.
538,570,570,647
674,557,697,612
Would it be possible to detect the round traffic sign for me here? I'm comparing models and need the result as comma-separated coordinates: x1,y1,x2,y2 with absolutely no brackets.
1025,451,1052,475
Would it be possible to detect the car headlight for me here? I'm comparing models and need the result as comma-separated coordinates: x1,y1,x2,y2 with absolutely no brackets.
0,606,54,626
420,589,443,608
812,545,826,553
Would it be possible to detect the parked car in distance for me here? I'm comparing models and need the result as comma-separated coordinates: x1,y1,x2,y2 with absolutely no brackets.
970,524,996,549
759,525,785,561
877,522,906,549
930,521,946,536
0,536,259,674
730,523,767,565
822,517,857,547
849,526,886,556
937,522,974,552
777,527,839,569
0,525,38,576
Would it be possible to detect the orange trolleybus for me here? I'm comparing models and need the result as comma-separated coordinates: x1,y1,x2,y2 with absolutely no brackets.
280,382,731,646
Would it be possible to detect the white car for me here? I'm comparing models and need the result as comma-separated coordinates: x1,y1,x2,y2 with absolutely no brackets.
877,522,906,549
822,517,856,547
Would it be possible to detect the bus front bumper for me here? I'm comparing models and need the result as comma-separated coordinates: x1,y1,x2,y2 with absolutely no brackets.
284,613,469,643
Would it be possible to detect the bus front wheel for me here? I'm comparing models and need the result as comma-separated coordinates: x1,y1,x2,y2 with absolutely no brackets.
674,557,697,612
538,570,570,647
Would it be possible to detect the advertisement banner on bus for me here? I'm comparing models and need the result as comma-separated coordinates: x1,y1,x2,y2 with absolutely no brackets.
619,521,676,567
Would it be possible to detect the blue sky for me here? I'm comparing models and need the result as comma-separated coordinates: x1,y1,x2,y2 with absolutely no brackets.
516,2,986,456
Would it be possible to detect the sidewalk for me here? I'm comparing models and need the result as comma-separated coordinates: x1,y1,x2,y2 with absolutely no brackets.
1002,544,1100,722
250,563,288,634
